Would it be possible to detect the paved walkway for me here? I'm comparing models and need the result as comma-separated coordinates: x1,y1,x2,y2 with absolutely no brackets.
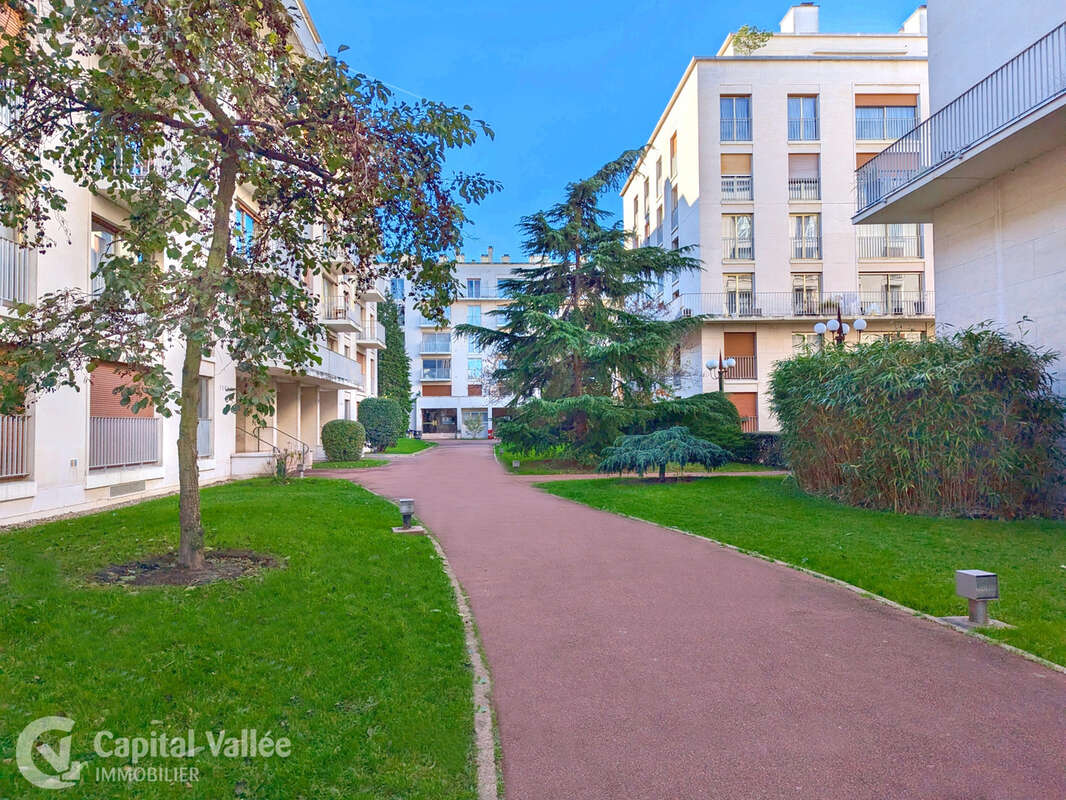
334,441,1066,800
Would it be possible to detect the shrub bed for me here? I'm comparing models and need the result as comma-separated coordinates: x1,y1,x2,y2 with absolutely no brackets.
358,397,405,451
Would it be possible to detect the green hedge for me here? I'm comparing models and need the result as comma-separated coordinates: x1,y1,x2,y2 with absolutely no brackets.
321,419,366,462
770,327,1065,518
358,397,405,451
734,432,787,468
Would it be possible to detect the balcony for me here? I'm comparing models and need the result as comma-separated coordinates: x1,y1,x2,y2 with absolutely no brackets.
305,343,364,389
356,320,387,349
720,118,752,142
1,233,29,305
0,414,29,480
790,237,822,260
855,116,916,142
320,303,362,334
788,177,820,201
739,415,758,433
722,237,754,261
788,118,819,141
857,234,924,259
420,334,452,354
89,417,161,470
721,175,753,201
723,355,757,381
672,291,933,320
855,21,1066,221
421,366,452,381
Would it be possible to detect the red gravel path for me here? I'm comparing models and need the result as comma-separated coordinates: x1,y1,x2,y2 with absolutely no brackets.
337,441,1066,799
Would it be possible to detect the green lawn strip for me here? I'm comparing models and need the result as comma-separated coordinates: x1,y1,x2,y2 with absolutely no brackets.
540,476,1066,668
312,458,388,469
0,478,476,799
495,444,774,475
385,438,437,455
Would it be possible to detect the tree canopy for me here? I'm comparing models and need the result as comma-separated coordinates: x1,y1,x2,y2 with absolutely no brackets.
597,426,732,481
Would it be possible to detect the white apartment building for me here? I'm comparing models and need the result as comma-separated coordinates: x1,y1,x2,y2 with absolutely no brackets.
854,2,1066,390
623,3,934,431
395,249,520,438
0,1,384,525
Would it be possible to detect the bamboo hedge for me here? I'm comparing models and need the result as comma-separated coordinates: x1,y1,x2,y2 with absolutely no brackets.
770,328,1065,518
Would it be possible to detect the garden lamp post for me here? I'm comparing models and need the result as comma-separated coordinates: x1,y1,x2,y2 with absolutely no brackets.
706,352,736,393
813,306,867,346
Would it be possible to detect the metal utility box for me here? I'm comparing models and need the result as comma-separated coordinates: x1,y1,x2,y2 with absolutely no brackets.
955,570,999,601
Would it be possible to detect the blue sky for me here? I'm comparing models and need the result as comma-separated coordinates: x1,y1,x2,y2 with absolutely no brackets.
305,0,923,259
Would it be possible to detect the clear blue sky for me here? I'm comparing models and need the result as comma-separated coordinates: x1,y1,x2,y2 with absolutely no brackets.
305,0,922,259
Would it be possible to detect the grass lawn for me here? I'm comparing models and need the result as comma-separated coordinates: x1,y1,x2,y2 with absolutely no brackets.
542,476,1066,667
385,438,436,455
311,458,388,469
0,479,476,798
495,444,776,476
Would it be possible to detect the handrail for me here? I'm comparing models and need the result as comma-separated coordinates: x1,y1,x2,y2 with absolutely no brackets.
236,424,310,475
856,21,1066,213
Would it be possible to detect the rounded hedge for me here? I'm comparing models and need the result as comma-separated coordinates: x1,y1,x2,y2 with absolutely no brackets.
358,396,405,451
321,419,366,462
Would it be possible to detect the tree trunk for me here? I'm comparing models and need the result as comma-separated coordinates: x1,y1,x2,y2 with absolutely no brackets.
176,152,239,569
659,463,666,482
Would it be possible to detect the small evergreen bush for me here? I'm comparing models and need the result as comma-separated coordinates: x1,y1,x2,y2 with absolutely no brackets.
597,426,732,481
770,327,1065,518
321,419,366,462
358,397,404,451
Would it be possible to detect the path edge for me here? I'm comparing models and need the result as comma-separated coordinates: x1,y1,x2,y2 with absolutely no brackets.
539,484,1066,677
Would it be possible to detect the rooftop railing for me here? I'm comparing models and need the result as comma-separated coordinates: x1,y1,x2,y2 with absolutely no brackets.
856,21,1066,213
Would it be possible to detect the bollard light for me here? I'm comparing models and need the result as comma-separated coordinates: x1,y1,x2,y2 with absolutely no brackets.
398,498,415,529
955,569,999,625
512,460,520,469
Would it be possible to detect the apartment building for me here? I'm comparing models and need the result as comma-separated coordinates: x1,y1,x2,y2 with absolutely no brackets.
854,2,1066,390
0,1,385,525
396,249,520,438
622,3,934,431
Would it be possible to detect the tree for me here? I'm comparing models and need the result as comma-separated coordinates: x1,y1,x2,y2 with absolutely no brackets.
0,0,496,567
358,396,403,451
377,298,413,425
732,25,773,55
455,150,702,451
597,426,732,481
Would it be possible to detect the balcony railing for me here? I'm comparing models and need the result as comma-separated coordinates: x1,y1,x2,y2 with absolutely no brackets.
724,355,757,380
673,291,933,320
321,304,362,328
790,236,822,260
89,416,161,470
421,366,452,381
421,335,451,354
722,236,754,261
739,416,758,433
855,116,916,142
1,234,29,304
788,118,819,141
721,175,753,201
0,414,29,480
307,343,364,389
856,21,1066,213
857,234,924,259
720,118,752,142
788,177,820,201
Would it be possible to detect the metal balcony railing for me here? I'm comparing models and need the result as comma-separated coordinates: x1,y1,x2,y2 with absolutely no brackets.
721,175,753,201
722,236,754,260
790,236,822,260
857,234,924,259
321,304,362,328
723,355,757,380
0,414,29,480
672,291,934,320
856,116,916,141
720,117,752,142
788,117,819,141
856,21,1066,213
788,177,820,201
421,334,451,354
421,366,452,381
89,416,161,470
307,343,364,388
739,416,758,433
1,234,29,304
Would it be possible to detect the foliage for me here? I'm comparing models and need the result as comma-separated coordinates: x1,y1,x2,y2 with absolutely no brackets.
633,392,745,455
321,419,366,462
770,327,1066,518
0,0,496,565
359,396,405,451
272,448,304,483
543,476,1066,667
464,414,485,439
378,298,413,422
732,25,773,55
0,479,478,797
733,432,787,468
597,426,731,480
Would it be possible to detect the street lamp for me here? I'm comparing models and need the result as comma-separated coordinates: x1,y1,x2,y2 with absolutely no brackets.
813,306,866,346
706,352,736,393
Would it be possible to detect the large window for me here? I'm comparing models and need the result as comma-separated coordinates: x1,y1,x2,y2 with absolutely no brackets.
790,214,821,259
421,358,451,380
723,273,754,316
787,95,819,140
791,273,821,315
722,215,753,260
856,105,918,141
720,95,752,142
859,273,924,315
234,205,256,254
466,278,482,298
467,358,483,381
90,217,118,296
792,332,823,352
856,224,924,259
466,304,481,326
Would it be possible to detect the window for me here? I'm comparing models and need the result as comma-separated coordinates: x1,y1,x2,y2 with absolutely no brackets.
421,358,451,380
90,217,118,296
421,332,451,353
656,272,665,296
787,153,820,200
722,215,753,260
855,95,918,140
466,278,482,298
344,398,352,420
787,95,819,140
856,224,924,259
792,332,823,352
197,376,213,458
655,157,662,194
466,304,481,326
791,273,821,315
643,177,650,204
671,237,679,251
468,334,481,354
789,214,821,259
670,186,679,229
720,95,752,141
669,132,677,177
468,358,483,380
858,273,924,315
720,153,753,201
234,205,256,255
655,205,664,244
723,273,753,315
389,278,405,299
632,196,639,245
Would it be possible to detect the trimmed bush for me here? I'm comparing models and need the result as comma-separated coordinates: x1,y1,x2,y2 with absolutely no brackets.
358,397,404,451
321,419,366,462
770,327,1065,518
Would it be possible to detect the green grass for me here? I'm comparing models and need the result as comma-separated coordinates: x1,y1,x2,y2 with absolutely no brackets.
311,458,388,469
495,444,776,475
0,479,476,798
541,476,1066,667
385,438,436,455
